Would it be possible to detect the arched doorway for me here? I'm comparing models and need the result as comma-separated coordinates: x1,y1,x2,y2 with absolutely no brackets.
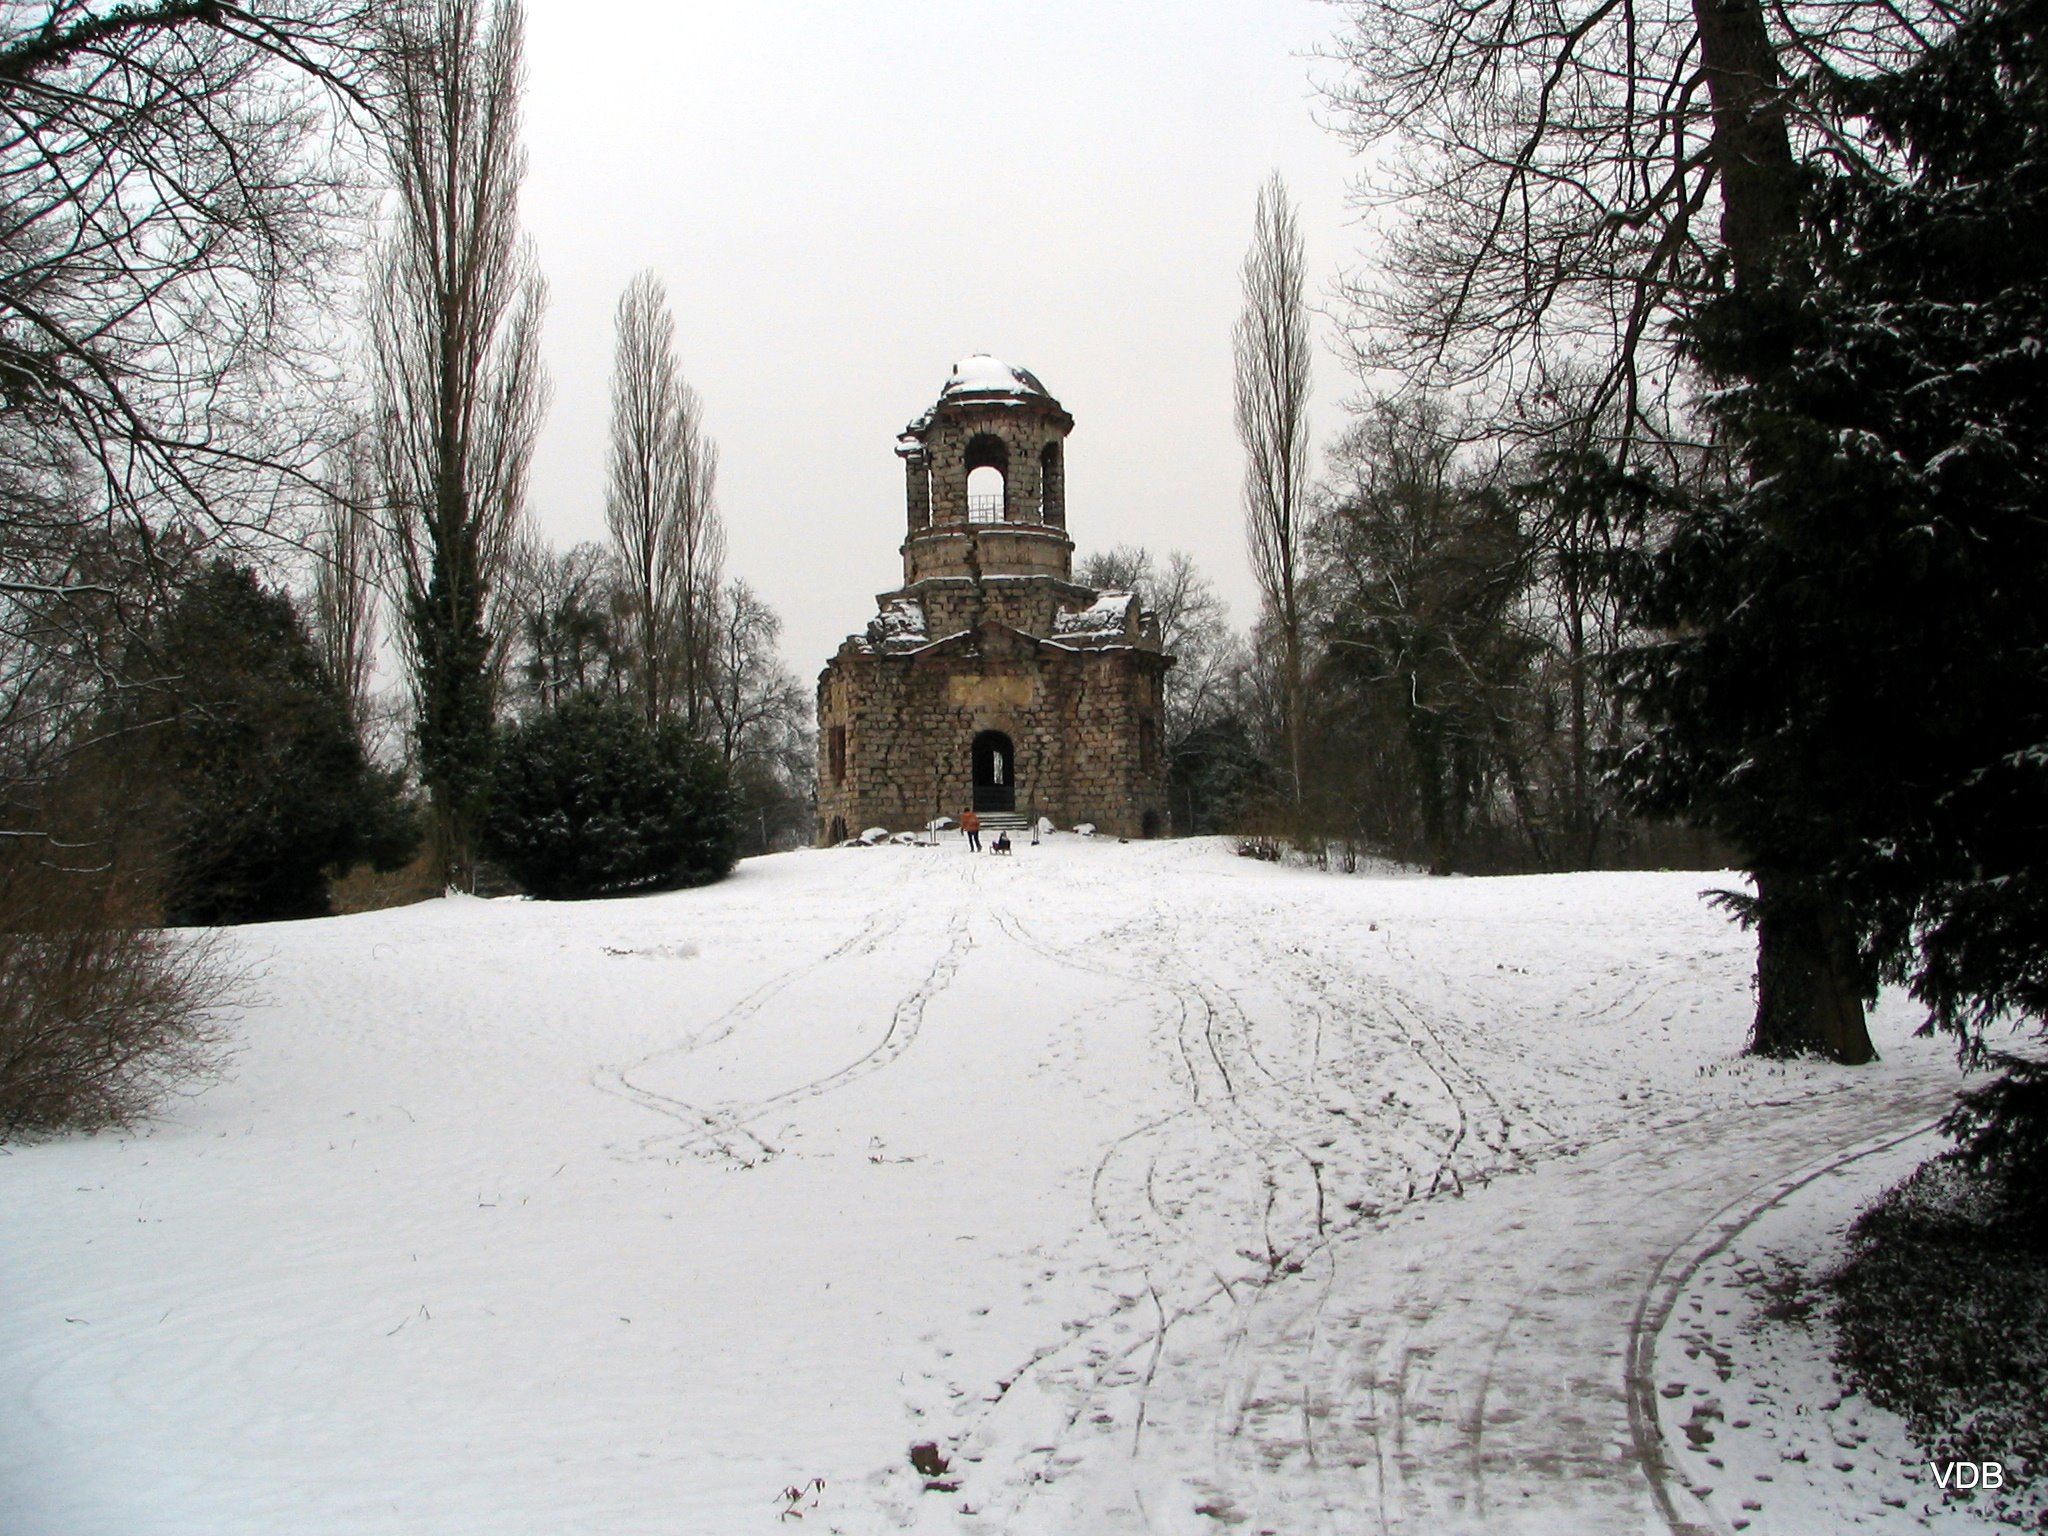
971,731,1016,814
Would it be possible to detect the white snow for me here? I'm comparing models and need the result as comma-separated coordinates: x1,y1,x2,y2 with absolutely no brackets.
1052,591,1137,641
864,597,929,654
1649,1127,1996,1534
0,840,1967,1534
939,355,1046,400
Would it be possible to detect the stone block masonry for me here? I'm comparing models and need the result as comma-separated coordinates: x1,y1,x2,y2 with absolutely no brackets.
817,357,1170,844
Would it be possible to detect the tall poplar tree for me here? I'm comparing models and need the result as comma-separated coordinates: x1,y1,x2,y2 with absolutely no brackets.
603,271,723,730
371,0,548,888
1234,172,1312,821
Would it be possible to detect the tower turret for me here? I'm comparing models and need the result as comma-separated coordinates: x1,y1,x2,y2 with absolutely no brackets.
895,355,1075,585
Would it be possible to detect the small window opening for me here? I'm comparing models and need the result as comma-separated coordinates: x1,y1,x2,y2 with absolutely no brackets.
967,467,1004,522
829,725,847,784
965,433,1009,524
1039,441,1064,526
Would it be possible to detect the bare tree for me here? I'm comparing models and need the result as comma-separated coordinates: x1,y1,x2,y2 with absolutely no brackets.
603,270,723,730
703,577,811,853
1,2,372,819
309,431,382,737
1234,171,1313,823
1322,0,1958,444
370,0,548,889
1078,545,1232,749
0,2,371,1134
1313,399,1537,872
704,579,801,772
502,538,628,717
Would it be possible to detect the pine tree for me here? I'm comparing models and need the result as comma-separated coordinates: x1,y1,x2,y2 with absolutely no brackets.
1620,0,2048,1064
483,695,737,900
130,564,419,926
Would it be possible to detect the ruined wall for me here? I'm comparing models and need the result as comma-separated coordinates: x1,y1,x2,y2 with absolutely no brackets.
920,405,1065,528
901,525,1074,587
816,632,1169,841
887,574,1097,642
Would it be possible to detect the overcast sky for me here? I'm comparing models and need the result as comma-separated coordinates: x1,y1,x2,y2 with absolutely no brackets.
518,1,1368,679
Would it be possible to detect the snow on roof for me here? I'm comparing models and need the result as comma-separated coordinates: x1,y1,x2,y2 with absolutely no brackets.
939,354,1050,400
901,355,1058,440
1052,589,1138,640
857,596,929,654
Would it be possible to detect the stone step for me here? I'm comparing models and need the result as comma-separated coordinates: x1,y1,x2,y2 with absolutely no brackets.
973,812,1032,832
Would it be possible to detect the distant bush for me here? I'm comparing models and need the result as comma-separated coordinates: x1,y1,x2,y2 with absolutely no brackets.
484,696,738,900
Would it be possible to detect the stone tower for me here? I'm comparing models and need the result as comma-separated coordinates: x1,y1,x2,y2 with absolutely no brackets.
817,356,1171,843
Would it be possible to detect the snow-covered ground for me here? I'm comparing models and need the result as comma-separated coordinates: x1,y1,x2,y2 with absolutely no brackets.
1648,1127,2000,1535
0,837,1972,1534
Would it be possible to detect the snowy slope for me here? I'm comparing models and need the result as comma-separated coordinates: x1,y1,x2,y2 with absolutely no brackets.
0,838,1967,1534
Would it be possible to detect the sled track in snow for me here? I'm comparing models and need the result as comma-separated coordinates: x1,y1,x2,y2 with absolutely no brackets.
950,892,1516,1530
593,865,969,1166
1623,1114,1946,1536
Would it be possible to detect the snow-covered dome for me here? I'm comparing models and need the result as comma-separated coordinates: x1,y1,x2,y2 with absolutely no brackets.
937,354,1052,403
900,354,1068,443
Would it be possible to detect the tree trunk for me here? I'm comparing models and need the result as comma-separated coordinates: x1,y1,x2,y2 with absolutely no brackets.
1693,0,1873,1064
1750,869,1877,1063
1283,619,1304,831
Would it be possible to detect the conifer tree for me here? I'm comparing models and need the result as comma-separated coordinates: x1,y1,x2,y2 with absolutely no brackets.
1620,0,2048,1066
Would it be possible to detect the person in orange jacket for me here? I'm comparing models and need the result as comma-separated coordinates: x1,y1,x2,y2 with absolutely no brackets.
960,807,981,852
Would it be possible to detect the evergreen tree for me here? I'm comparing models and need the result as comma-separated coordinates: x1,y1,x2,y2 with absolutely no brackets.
131,564,419,926
483,695,738,900
1620,0,2048,1065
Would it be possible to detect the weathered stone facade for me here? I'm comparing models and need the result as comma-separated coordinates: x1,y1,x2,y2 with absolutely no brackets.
817,357,1171,842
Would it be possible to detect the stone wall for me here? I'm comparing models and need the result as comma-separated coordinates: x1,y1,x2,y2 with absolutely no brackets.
901,524,1074,587
817,626,1169,841
921,404,1065,528
886,573,1097,640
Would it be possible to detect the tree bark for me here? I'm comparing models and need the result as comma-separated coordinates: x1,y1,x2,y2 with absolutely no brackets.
1750,869,1877,1063
1693,0,1874,1065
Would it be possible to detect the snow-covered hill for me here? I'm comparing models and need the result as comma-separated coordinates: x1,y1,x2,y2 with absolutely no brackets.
0,837,1969,1533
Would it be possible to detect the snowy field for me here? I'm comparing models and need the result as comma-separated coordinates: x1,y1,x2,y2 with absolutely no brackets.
0,836,1973,1534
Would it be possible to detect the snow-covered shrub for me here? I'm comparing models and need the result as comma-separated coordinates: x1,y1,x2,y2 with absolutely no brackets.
1942,1056,2048,1225
484,697,738,900
1830,1154,2048,1526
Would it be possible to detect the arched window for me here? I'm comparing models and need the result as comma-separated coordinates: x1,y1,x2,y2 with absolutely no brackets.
965,433,1008,523
1038,441,1064,526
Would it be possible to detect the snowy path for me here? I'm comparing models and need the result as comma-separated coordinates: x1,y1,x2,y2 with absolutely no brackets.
0,840,1965,1534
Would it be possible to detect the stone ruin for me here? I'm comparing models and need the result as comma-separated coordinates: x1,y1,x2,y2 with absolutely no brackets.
816,356,1172,844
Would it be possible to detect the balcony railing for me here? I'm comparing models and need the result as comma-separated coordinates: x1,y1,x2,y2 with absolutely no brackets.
929,498,1064,530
